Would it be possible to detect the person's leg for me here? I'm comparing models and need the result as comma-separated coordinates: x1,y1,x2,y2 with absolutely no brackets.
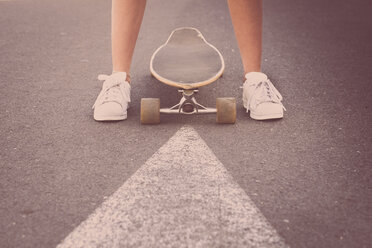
227,0,262,74
112,0,147,76
92,0,146,121
228,0,285,120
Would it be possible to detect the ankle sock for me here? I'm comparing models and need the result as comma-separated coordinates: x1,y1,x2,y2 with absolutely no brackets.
112,71,131,83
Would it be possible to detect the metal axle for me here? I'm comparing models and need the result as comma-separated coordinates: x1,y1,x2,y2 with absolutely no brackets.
159,89,216,115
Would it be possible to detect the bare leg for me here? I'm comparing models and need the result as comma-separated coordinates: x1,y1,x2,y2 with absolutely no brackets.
227,0,262,74
92,0,146,121
112,0,146,77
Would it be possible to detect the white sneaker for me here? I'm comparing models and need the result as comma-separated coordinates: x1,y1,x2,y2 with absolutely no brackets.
92,72,131,121
242,72,286,120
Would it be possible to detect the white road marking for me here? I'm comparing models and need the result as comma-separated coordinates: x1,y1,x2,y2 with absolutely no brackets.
57,125,287,247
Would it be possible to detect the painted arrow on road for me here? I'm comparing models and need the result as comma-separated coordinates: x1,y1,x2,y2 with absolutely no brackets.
57,125,287,247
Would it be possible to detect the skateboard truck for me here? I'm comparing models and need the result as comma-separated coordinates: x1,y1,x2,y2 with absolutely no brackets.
141,92,236,124
160,89,216,115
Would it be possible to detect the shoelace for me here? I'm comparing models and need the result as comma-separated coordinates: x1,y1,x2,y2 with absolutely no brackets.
92,73,131,109
245,80,286,112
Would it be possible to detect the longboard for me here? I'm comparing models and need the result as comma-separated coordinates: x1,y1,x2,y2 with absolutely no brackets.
142,27,236,124
150,27,225,89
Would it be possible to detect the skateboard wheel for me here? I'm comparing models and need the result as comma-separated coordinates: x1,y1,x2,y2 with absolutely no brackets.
141,98,160,124
216,97,236,124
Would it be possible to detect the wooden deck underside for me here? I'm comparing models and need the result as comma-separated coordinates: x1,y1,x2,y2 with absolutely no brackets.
150,27,224,89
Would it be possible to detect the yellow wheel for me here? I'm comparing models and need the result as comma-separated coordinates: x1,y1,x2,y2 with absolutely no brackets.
141,98,160,124
216,97,236,124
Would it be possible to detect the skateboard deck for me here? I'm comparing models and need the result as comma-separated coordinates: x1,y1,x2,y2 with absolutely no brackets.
150,27,225,89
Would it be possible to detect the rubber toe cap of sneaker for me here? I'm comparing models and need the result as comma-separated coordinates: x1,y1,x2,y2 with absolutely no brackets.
94,102,126,121
250,102,283,120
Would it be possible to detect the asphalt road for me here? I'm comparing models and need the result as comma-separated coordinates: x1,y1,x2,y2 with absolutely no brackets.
0,0,371,247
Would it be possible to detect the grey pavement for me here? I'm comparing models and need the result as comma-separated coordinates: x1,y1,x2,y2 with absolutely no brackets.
0,0,371,247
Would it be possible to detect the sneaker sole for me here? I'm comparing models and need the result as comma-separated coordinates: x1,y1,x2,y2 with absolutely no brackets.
250,111,283,120
94,113,127,121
